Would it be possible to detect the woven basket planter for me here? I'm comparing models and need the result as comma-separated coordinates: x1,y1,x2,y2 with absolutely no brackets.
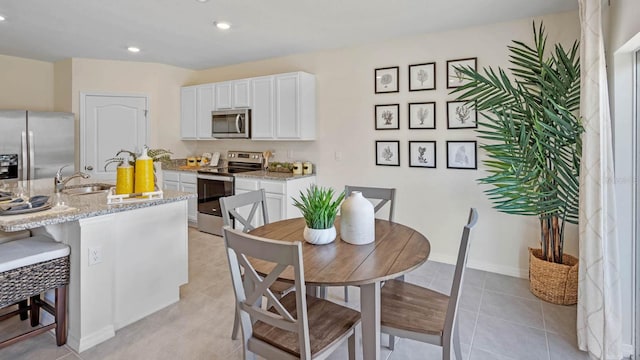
528,248,578,305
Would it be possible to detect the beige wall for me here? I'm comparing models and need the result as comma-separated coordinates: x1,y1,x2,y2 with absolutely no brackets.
0,54,54,111
190,11,581,276
70,58,195,158
53,59,73,112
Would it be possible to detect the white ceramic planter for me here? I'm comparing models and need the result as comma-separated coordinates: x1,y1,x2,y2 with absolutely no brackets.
303,226,336,245
340,191,375,245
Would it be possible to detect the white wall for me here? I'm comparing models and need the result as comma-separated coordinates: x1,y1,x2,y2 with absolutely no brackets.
190,11,581,277
0,54,54,110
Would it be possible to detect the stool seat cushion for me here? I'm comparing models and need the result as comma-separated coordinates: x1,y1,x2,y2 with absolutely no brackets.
0,236,70,273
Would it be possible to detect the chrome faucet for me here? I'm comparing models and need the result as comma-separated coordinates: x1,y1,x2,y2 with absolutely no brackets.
54,165,90,193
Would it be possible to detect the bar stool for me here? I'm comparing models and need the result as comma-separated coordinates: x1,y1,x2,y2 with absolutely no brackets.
0,235,70,349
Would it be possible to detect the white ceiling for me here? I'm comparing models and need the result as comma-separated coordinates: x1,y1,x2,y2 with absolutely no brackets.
0,0,577,70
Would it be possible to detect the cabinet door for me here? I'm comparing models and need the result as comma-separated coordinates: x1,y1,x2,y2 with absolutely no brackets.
265,192,285,223
163,181,179,191
275,74,300,138
233,79,251,108
180,86,197,139
180,182,198,223
196,85,214,138
250,76,275,139
215,82,232,109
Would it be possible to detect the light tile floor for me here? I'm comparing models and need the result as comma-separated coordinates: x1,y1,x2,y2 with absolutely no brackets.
0,228,589,360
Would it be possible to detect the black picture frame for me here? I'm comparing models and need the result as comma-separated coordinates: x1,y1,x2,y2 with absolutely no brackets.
408,102,436,129
408,62,436,91
375,66,399,93
409,141,436,168
375,104,400,130
375,141,400,166
446,141,477,169
447,100,477,129
446,57,477,89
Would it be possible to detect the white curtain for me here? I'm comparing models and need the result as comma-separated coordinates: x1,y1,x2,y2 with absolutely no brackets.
577,0,623,359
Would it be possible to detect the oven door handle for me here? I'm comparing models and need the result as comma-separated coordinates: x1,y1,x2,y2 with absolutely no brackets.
197,174,234,182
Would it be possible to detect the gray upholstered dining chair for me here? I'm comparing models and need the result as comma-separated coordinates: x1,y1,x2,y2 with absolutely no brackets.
222,226,361,360
220,189,295,340
342,185,396,302
380,208,478,359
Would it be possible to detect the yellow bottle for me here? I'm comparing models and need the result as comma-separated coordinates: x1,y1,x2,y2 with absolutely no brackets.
115,161,134,195
134,147,155,194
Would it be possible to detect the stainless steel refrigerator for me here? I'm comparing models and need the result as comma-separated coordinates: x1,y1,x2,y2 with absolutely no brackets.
0,110,75,180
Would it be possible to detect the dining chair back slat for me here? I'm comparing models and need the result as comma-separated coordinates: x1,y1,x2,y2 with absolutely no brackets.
220,189,269,232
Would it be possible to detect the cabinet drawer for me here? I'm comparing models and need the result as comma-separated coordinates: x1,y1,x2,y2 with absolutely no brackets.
180,173,197,184
163,171,180,182
261,180,286,194
235,178,259,191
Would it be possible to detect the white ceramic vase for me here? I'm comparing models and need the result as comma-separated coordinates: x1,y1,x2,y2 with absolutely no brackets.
303,226,337,245
340,191,375,245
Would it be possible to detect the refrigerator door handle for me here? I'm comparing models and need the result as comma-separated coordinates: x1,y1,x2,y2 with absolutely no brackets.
28,131,35,180
21,131,28,180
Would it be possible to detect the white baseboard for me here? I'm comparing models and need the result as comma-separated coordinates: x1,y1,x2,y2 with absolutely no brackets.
427,252,528,279
67,325,115,353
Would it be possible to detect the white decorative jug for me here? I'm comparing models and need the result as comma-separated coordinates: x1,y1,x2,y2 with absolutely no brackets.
340,191,375,245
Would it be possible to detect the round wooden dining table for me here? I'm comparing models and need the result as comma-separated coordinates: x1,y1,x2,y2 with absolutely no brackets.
249,216,431,360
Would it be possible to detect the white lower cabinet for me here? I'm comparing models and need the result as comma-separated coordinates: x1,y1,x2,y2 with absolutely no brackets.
234,176,316,228
163,170,198,224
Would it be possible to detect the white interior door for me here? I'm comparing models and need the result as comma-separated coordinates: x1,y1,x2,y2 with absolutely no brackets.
81,94,148,180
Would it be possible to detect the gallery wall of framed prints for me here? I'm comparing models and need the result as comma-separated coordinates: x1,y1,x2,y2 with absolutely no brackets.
373,57,479,170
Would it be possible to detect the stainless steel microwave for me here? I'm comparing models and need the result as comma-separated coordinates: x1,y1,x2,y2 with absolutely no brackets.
211,109,251,139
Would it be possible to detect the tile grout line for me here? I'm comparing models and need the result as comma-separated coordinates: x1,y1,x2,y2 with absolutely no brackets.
541,303,552,360
466,283,485,360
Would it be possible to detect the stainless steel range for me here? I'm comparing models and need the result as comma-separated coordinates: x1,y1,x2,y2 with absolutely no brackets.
196,151,264,236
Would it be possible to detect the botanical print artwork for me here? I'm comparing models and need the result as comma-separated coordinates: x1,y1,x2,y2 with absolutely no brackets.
446,58,477,88
409,141,436,168
447,101,477,129
376,141,400,166
409,62,436,91
409,102,436,129
446,141,477,169
375,104,400,130
375,66,399,93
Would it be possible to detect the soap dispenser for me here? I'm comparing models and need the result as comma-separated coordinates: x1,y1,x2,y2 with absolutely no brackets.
134,147,155,193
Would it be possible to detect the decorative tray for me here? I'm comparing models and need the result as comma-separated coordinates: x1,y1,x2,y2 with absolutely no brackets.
107,189,163,204
0,203,52,216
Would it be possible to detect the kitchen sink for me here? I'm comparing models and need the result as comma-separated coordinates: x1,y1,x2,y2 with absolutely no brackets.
62,183,113,195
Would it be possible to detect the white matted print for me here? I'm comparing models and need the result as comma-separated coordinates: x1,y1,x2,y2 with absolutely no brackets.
446,58,477,88
447,101,477,129
375,104,400,130
409,141,436,168
446,141,477,169
408,102,436,129
375,66,399,93
409,62,436,91
376,141,400,166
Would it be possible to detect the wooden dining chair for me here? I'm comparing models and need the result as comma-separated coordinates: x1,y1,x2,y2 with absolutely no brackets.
220,189,295,340
342,185,396,302
380,208,478,359
222,226,361,360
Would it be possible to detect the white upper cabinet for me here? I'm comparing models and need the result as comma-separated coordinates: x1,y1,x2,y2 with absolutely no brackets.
233,79,251,108
180,86,197,139
215,82,232,110
275,72,316,140
181,71,316,141
181,84,215,140
250,76,275,139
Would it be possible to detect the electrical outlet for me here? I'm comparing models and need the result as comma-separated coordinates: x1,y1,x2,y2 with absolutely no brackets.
88,246,103,266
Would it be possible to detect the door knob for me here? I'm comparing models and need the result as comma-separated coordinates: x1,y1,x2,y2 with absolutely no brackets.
85,165,94,171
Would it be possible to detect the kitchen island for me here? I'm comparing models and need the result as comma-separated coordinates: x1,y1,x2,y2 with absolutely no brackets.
0,178,195,353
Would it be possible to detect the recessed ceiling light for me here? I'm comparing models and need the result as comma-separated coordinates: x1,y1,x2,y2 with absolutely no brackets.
0,15,5,22
214,21,231,30
127,46,141,53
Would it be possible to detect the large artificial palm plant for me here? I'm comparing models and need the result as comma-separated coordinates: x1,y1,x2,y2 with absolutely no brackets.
451,22,582,264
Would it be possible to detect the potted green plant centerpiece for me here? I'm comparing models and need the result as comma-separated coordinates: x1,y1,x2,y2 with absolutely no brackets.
292,184,345,245
450,22,582,305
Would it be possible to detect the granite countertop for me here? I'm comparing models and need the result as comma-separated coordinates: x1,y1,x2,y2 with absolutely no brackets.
0,178,195,232
233,170,315,181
